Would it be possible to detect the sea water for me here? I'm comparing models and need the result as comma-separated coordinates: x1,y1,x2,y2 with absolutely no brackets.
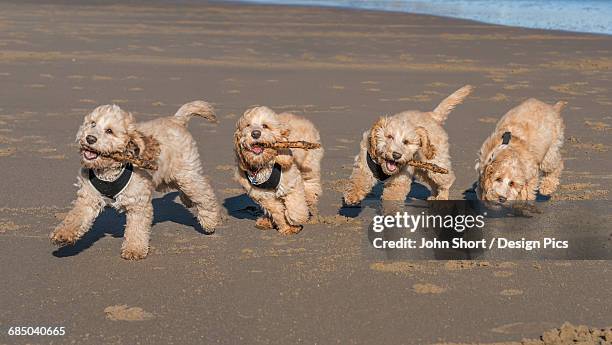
236,0,612,35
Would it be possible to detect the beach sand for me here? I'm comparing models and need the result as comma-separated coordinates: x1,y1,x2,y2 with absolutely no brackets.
0,1,610,344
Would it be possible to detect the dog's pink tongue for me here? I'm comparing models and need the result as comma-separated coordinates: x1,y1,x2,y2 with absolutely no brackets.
83,150,98,160
252,146,263,154
386,161,397,172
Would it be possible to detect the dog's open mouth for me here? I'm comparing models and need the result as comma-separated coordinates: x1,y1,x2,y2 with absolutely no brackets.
385,160,398,173
81,147,99,161
250,144,264,155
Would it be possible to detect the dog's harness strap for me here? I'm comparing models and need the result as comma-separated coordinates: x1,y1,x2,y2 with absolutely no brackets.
487,131,513,163
366,151,391,181
501,131,511,145
88,163,133,199
245,163,282,190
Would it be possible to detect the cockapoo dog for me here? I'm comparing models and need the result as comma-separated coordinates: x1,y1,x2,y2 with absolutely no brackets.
51,101,220,260
233,106,323,235
475,98,566,203
343,85,473,204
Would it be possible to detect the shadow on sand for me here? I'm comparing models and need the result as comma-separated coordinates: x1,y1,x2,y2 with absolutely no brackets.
339,181,432,217
52,192,209,258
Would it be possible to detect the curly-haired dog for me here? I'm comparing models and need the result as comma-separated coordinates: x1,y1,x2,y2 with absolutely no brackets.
343,85,473,204
475,98,566,203
50,101,220,260
234,106,323,235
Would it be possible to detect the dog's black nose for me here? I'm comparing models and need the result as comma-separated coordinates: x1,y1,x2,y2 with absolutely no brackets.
251,130,261,139
498,196,507,203
86,135,97,145
392,152,402,160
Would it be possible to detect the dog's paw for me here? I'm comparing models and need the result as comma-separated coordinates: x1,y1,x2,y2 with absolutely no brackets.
343,193,362,206
427,194,449,201
255,217,274,230
120,247,148,260
278,225,303,235
538,181,559,196
197,213,219,234
50,228,78,247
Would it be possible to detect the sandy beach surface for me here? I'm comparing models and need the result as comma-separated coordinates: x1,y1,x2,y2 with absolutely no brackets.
0,1,610,344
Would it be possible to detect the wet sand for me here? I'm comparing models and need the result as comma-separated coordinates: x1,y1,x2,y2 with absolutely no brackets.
0,1,610,344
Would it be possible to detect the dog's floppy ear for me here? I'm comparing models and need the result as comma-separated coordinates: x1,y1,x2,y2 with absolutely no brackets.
415,126,436,160
127,127,160,168
233,125,249,171
478,163,495,194
368,116,386,157
484,163,494,180
280,124,290,140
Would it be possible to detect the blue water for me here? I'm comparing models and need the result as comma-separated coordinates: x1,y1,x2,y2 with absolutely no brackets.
236,0,612,35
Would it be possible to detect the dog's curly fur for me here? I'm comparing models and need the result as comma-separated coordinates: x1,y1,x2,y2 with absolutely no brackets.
343,85,473,204
50,101,220,260
476,98,566,203
233,106,323,235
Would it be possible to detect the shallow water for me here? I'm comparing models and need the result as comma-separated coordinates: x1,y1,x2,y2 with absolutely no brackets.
236,0,612,35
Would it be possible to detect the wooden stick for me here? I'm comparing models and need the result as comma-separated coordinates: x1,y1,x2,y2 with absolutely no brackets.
407,160,448,174
260,141,322,150
102,152,158,171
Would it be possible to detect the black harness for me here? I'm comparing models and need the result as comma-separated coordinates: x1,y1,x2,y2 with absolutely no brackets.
366,151,391,181
88,163,133,199
245,163,282,190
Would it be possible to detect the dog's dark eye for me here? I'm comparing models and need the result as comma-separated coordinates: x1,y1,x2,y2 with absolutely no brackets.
387,134,393,140
508,181,515,187
495,177,503,182
403,139,409,145
262,124,269,129
91,121,96,127
105,128,113,135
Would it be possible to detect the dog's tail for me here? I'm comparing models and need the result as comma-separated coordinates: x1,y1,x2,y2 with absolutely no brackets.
172,100,217,127
553,100,568,113
430,85,474,124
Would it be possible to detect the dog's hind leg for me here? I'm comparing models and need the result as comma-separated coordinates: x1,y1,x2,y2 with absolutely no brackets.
50,190,104,246
298,148,323,216
176,172,220,233
302,169,322,217
539,147,563,196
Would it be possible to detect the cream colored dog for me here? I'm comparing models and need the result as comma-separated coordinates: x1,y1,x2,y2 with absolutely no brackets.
476,98,566,203
344,85,473,204
233,106,323,235
51,101,220,260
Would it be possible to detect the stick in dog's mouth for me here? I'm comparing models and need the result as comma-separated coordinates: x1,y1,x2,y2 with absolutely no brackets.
260,141,322,150
407,160,448,174
80,145,158,170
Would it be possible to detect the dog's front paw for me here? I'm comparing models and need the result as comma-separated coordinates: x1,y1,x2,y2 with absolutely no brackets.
121,247,148,260
343,193,362,206
538,179,559,196
278,225,302,235
50,227,79,246
255,217,274,230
